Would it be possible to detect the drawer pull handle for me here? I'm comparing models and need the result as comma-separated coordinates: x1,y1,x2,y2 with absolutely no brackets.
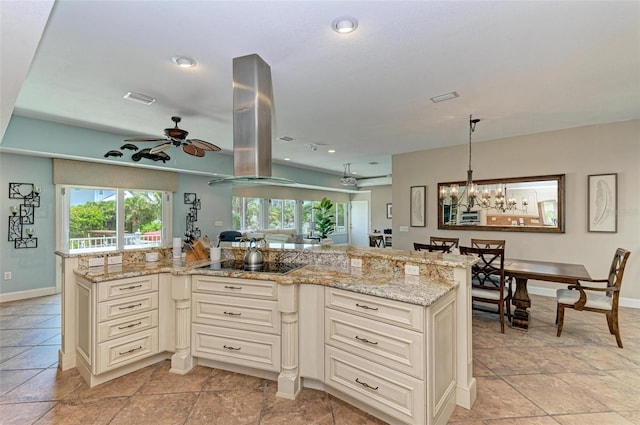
224,285,243,289
223,311,242,316
223,345,241,350
119,303,142,310
355,378,379,390
118,321,142,330
120,284,143,290
119,346,143,355
355,335,378,345
355,303,378,311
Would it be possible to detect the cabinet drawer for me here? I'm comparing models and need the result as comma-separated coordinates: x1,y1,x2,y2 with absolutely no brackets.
98,292,158,322
192,293,280,334
325,287,424,332
96,328,158,374
193,276,277,300
325,346,424,425
97,310,159,343
325,308,424,379
98,275,158,302
192,324,280,372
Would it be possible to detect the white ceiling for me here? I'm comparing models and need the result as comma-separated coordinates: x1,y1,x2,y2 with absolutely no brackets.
2,1,639,179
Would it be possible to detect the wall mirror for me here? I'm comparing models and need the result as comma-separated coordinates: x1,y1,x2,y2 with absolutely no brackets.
437,174,565,233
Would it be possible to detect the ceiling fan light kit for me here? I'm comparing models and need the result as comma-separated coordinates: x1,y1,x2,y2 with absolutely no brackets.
105,116,221,162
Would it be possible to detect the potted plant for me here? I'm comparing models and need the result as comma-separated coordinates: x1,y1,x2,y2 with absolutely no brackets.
314,197,335,244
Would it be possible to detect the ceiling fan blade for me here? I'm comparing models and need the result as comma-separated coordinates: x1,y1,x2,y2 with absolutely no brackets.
189,139,222,152
183,144,205,157
124,137,166,142
149,143,171,154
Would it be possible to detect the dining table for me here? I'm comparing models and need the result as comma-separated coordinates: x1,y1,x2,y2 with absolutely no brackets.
504,258,591,330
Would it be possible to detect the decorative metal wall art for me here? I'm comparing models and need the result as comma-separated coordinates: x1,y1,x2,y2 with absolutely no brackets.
184,193,201,242
8,183,40,248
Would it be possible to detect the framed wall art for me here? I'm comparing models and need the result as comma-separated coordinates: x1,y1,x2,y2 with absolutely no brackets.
386,203,392,219
410,186,426,227
588,173,617,233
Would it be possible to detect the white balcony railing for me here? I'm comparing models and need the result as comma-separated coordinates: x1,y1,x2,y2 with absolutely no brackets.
69,233,161,251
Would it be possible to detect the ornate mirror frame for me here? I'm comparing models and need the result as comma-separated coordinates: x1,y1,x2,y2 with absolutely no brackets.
437,174,565,233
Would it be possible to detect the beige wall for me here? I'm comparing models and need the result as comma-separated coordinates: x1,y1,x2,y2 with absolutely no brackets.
392,119,640,302
369,185,392,232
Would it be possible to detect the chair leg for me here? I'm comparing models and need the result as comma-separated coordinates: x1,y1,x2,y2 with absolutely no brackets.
556,304,565,337
609,313,623,348
499,301,505,334
606,312,614,334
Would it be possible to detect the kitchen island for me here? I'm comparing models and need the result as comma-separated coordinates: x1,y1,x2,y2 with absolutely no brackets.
57,244,476,425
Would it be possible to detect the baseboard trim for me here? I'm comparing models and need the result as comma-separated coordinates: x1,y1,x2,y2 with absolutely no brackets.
0,287,58,303
528,285,639,309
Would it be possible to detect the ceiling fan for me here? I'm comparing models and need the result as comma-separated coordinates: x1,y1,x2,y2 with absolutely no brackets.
124,116,221,158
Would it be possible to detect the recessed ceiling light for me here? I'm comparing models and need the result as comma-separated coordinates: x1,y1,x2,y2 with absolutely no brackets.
368,161,379,165
171,56,197,68
430,91,459,103
123,91,156,106
328,149,336,153
332,16,358,34
277,136,295,142
284,157,291,161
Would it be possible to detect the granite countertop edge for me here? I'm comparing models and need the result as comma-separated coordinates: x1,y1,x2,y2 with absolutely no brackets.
73,259,458,307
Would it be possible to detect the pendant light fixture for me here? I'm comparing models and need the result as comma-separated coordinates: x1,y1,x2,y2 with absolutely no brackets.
340,163,357,186
439,115,480,211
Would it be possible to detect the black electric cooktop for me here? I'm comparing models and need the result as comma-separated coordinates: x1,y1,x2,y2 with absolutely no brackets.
201,260,304,274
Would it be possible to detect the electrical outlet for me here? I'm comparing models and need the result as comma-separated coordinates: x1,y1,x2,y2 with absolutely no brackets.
88,257,103,267
404,264,420,276
399,226,409,232
3,272,11,280
107,255,122,265
350,258,363,268
214,220,223,227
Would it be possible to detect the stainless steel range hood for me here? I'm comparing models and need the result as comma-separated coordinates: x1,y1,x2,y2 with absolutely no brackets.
209,54,293,186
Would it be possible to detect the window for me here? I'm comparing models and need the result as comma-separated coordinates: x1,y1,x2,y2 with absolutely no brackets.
233,196,348,236
61,186,170,253
268,199,296,229
232,197,263,231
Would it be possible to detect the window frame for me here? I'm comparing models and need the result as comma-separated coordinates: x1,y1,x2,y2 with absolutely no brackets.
57,184,172,253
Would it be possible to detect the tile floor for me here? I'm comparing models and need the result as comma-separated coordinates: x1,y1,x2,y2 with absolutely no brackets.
1,293,639,424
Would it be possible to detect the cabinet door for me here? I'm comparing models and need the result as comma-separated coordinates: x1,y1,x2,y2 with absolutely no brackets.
193,276,277,300
192,293,280,334
96,328,159,374
98,275,158,301
97,292,158,322
325,308,424,379
325,346,424,425
192,324,280,372
97,310,159,342
325,287,424,331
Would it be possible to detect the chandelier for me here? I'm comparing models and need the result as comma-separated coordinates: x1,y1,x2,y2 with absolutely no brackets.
477,185,529,212
439,115,529,214
340,163,357,186
439,115,480,212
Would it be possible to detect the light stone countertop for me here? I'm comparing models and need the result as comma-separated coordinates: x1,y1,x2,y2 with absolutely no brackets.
73,255,460,307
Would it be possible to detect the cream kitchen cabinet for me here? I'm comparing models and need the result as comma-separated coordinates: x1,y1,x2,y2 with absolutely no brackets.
323,287,457,425
75,273,171,387
191,275,281,373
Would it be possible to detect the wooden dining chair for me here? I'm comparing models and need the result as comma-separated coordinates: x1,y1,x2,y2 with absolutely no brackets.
430,237,459,251
556,248,631,348
460,246,509,333
471,238,512,310
414,242,450,253
369,235,383,248
470,238,505,249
